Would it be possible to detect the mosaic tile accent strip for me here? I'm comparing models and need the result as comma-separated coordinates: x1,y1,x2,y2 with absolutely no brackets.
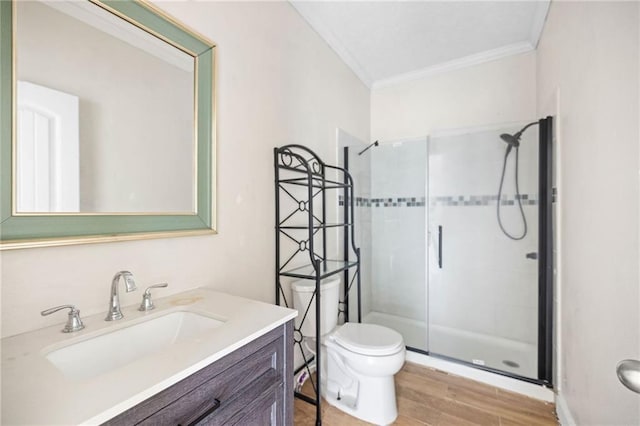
339,194,538,207
430,194,538,207
339,196,426,207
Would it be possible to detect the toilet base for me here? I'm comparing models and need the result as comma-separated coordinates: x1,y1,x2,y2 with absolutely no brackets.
323,375,399,425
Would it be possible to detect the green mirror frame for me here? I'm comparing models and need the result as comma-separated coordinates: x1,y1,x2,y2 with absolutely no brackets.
0,0,216,249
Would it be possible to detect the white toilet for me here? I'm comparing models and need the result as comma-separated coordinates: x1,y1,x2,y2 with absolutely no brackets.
292,277,406,425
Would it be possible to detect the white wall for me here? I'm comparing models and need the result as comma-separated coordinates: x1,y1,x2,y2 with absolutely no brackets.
537,2,639,424
371,51,536,141
1,1,369,338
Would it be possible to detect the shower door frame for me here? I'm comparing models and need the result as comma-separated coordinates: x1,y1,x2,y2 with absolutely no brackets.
537,116,554,386
417,117,554,387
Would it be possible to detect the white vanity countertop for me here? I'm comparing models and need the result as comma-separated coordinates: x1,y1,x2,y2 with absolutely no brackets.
1,288,297,425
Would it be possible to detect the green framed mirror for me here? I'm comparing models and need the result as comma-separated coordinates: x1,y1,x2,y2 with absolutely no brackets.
0,0,216,249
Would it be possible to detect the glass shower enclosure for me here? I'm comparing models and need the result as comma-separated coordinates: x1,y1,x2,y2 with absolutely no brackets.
350,119,553,384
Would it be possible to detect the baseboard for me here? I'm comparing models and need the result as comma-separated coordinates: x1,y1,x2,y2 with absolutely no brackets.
555,393,577,425
406,351,555,402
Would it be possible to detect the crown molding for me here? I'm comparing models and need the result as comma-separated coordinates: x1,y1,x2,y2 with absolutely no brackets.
372,41,534,90
289,2,373,89
530,1,551,48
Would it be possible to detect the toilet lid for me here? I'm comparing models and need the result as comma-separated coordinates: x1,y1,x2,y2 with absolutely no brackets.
332,323,404,356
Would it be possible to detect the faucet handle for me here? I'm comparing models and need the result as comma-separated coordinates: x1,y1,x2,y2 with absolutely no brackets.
41,304,85,333
138,283,168,312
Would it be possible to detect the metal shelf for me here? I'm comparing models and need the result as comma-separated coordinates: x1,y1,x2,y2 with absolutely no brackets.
279,223,352,230
278,176,352,190
279,260,359,279
274,144,361,426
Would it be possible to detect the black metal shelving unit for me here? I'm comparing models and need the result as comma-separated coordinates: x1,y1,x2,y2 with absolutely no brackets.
274,145,361,426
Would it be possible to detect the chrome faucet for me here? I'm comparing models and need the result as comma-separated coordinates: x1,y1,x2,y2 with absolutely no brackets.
105,271,137,321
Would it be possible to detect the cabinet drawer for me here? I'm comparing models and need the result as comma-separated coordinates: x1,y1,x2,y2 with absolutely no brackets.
221,382,282,425
137,337,283,425
191,372,282,425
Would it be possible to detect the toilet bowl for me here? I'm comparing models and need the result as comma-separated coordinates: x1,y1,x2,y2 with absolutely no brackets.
292,278,406,425
323,322,405,425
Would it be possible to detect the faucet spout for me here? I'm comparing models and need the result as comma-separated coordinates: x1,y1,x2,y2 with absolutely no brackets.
105,271,137,321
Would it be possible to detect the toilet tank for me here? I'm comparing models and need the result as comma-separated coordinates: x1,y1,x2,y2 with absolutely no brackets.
291,277,339,337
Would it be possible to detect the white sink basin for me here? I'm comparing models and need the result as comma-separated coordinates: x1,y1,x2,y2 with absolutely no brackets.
45,311,224,380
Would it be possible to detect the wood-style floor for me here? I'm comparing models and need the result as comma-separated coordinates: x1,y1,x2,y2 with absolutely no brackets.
294,362,558,425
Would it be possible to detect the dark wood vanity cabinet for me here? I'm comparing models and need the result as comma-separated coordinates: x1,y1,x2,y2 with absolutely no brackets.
104,321,294,426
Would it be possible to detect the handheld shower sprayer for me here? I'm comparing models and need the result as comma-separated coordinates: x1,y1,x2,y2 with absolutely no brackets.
499,121,537,152
499,133,520,154
497,121,539,240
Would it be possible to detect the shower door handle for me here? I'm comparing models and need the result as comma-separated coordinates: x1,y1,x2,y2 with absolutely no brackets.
438,226,443,269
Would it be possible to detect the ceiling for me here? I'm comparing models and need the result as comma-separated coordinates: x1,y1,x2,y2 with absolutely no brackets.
290,1,550,88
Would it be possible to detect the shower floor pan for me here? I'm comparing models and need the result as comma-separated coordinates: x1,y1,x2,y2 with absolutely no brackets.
364,311,536,379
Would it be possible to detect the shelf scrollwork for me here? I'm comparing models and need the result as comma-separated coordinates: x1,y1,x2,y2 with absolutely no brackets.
276,145,325,177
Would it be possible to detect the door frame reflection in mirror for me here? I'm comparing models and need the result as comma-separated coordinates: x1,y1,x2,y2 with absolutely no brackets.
0,0,217,249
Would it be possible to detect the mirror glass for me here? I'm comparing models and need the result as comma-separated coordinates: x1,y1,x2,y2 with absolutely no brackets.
15,0,196,213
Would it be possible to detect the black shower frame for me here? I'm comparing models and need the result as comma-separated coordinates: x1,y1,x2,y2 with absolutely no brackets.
538,115,554,386
274,144,362,426
345,116,554,387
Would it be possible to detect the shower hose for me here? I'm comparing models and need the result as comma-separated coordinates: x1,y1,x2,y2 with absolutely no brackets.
497,146,527,240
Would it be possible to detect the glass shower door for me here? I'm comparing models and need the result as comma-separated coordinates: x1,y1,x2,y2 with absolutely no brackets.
362,138,428,352
427,124,539,379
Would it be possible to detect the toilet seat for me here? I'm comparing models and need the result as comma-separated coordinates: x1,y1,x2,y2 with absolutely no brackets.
331,323,404,356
